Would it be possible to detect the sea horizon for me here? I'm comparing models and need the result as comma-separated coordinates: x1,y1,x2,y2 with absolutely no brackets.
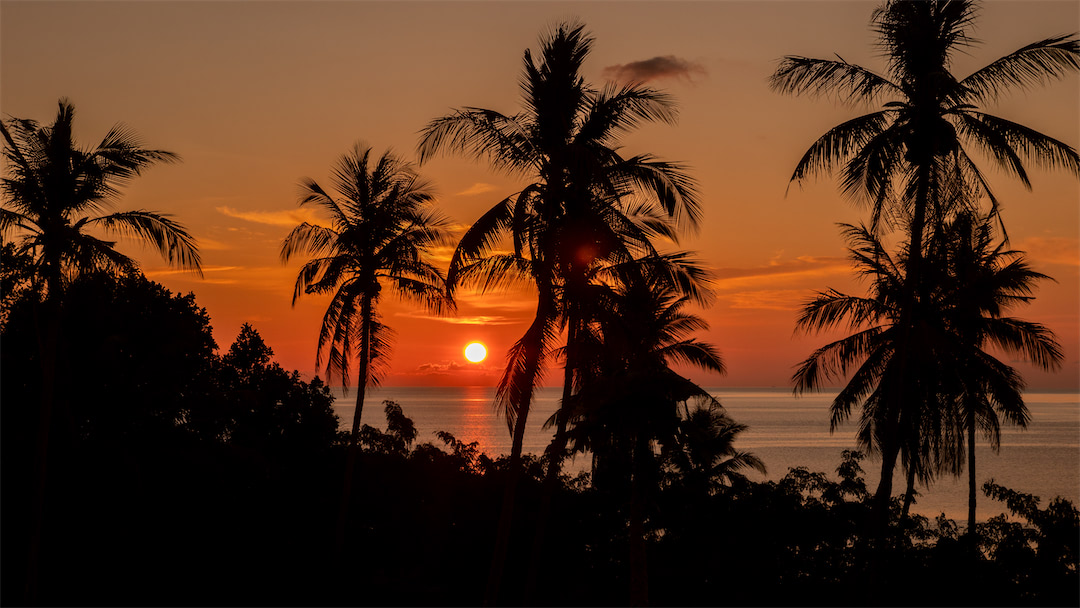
332,385,1080,523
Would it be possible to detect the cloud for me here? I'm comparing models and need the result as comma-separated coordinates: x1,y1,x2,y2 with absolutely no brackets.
394,311,523,326
216,205,326,227
726,289,811,311
196,237,232,251
143,265,241,278
602,55,707,84
411,360,497,376
713,255,850,289
456,183,498,196
1015,236,1079,267
142,264,296,291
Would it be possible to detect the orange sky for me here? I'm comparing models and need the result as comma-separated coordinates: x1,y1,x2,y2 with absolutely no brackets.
2,1,1077,389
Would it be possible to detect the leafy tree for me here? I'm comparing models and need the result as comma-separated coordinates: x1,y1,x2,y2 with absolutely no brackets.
979,480,1079,603
214,323,340,453
1,99,200,601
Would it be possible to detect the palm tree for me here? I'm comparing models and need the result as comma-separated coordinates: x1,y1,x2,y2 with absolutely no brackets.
280,143,452,550
774,0,1078,527
663,400,767,497
1,98,199,603
793,224,952,522
1,99,200,297
933,211,1062,537
419,24,701,603
771,0,1078,272
418,21,701,468
561,263,725,606
281,142,452,446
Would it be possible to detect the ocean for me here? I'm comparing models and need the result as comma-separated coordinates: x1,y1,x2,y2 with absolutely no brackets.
332,386,1080,522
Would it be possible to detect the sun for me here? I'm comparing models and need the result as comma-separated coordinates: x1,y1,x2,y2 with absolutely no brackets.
464,342,488,363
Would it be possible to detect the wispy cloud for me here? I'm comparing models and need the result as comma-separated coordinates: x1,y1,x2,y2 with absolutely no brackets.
1016,236,1079,267
714,255,850,289
727,289,811,311
216,206,326,227
410,360,497,377
602,55,707,84
394,311,524,326
196,237,232,251
456,183,498,196
143,265,241,278
142,264,295,291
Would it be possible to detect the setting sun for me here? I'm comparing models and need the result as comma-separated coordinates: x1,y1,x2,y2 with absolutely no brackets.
464,342,487,363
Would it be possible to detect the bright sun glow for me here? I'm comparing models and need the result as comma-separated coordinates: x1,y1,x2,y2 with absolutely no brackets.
464,342,487,363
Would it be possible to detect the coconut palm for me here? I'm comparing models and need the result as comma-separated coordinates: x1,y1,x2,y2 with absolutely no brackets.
664,400,767,497
418,21,701,467
281,142,452,552
1,98,198,603
771,0,1078,272
793,224,953,521
281,142,452,446
1,99,199,297
776,0,1078,529
932,211,1062,536
560,264,725,606
419,25,700,603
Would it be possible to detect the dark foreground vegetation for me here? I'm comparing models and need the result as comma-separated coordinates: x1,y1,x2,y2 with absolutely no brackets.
3,0,1078,604
2,272,1077,607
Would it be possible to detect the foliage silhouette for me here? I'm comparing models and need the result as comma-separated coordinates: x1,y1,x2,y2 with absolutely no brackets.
280,142,453,553
1,98,200,601
419,22,706,602
281,142,453,446
929,211,1062,535
773,0,1079,524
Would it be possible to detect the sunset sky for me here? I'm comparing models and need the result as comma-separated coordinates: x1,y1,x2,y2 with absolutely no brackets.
3,1,1077,390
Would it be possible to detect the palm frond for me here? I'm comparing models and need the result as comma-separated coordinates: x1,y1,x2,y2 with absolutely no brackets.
770,56,900,103
87,210,202,275
957,111,1080,181
961,34,1080,102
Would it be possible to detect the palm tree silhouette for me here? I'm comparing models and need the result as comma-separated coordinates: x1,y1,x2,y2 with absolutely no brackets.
1,98,199,602
280,142,453,548
2,99,200,295
562,260,724,606
774,0,1078,526
664,400,766,497
419,24,700,603
794,214,1062,533
418,21,701,469
771,0,1078,261
931,211,1061,537
793,224,950,521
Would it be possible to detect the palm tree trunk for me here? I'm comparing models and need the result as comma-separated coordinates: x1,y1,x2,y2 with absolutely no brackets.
872,437,900,536
484,401,530,607
629,434,649,607
487,283,557,605
967,408,977,540
901,459,916,520
523,317,578,599
335,295,373,554
25,264,64,603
